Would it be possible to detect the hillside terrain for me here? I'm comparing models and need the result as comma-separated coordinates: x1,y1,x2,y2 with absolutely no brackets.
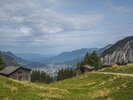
1,51,29,66
0,65,133,100
101,36,133,64
1,52,19,66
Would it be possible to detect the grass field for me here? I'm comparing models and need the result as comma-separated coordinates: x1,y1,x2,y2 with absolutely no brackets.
99,64,133,74
0,65,133,100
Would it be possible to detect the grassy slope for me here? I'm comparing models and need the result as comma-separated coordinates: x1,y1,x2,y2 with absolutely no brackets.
0,65,133,100
48,73,133,100
99,65,133,74
0,76,69,100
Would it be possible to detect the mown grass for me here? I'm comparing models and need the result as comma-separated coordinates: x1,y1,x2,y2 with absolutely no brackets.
99,65,133,74
0,65,133,100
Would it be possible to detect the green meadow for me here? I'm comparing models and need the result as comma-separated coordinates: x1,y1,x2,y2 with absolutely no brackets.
0,65,133,100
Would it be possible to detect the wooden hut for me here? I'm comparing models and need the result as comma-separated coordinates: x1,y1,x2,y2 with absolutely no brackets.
0,66,31,82
76,65,95,76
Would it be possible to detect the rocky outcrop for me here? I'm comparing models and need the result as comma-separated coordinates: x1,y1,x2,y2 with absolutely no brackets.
101,36,133,64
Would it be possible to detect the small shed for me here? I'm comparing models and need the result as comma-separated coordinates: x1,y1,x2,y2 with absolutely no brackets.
76,65,95,76
102,62,118,68
0,66,31,82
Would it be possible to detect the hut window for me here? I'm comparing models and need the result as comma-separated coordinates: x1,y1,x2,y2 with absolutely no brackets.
18,71,22,74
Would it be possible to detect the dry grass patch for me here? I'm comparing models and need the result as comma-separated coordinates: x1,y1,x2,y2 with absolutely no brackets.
89,88,111,99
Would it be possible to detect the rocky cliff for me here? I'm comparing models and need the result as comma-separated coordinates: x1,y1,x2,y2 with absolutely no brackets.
101,36,133,64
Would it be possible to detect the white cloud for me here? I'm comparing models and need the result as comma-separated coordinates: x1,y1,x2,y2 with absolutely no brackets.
0,0,104,34
41,27,63,34
111,6,129,13
19,27,32,37
0,0,132,54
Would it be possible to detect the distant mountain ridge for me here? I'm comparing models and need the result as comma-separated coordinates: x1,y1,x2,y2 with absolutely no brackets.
44,48,99,63
0,51,45,68
16,53,52,62
101,36,133,64
44,45,112,66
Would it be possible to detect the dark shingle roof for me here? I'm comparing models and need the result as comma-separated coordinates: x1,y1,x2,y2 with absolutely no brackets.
82,65,95,70
0,66,31,75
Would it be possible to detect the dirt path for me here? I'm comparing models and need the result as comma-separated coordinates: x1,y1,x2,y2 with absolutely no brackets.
93,72,133,77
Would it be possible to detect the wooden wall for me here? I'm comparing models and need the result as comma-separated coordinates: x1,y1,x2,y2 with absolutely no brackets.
8,68,31,82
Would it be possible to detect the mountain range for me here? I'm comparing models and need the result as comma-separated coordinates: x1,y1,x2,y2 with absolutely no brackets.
1,36,133,68
0,45,110,68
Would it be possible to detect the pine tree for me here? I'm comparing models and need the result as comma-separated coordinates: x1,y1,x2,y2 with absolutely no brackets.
0,53,5,70
89,51,101,70
76,51,101,70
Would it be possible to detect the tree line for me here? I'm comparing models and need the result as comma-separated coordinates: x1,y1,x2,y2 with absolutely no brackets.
57,68,75,81
31,68,75,83
31,70,53,83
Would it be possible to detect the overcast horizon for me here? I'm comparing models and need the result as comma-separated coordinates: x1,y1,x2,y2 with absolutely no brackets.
0,0,133,55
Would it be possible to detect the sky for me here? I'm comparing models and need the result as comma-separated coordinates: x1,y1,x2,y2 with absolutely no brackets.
0,0,133,55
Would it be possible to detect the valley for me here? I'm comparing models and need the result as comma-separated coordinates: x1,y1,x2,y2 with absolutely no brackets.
0,0,133,99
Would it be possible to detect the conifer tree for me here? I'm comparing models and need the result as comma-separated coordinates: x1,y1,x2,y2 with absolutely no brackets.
31,70,53,83
0,53,5,70
76,51,101,70
57,68,74,81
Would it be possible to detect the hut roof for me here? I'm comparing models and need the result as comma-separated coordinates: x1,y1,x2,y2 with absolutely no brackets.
103,62,116,67
0,66,31,76
82,65,95,70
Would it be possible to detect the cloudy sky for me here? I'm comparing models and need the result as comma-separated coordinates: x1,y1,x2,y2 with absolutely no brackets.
0,0,133,55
